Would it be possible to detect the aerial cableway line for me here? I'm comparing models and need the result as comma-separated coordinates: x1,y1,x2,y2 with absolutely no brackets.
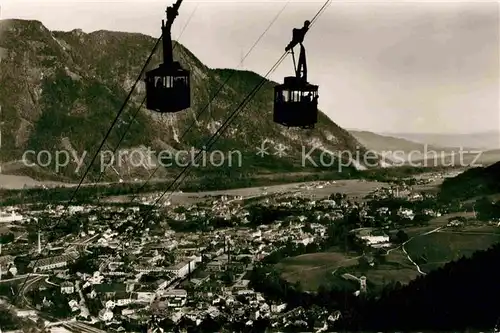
94,0,289,202
136,0,332,226
90,1,199,193
128,0,291,198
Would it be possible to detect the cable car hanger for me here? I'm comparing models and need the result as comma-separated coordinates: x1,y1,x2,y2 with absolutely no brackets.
162,0,182,66
145,0,191,114
273,20,319,130
286,19,310,83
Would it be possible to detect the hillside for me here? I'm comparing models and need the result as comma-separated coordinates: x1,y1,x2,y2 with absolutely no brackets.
0,19,374,184
348,243,500,331
439,161,500,200
251,243,500,331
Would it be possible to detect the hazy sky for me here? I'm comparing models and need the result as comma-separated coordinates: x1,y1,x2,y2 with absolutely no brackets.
1,0,499,134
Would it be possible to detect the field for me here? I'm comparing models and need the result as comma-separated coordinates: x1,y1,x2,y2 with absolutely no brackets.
404,227,500,272
102,179,388,206
278,216,500,292
275,248,421,291
275,251,360,291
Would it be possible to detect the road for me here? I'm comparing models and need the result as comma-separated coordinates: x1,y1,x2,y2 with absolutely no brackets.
0,273,49,283
64,321,107,333
22,275,46,308
401,227,443,275
383,226,444,275
400,227,500,275
342,273,361,282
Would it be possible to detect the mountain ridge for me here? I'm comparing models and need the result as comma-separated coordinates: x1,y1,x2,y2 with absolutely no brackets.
379,131,500,151
349,130,500,167
0,18,375,183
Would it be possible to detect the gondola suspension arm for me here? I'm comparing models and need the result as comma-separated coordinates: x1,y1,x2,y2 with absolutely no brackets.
162,0,183,65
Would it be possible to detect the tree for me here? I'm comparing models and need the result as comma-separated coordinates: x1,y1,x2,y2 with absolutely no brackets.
14,256,31,274
36,318,46,330
0,233,14,244
220,269,234,285
413,214,431,226
240,256,252,267
358,256,371,269
395,230,409,244
0,305,21,330
374,249,387,264
302,222,314,234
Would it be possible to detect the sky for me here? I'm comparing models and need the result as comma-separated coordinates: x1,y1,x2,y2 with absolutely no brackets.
0,0,499,134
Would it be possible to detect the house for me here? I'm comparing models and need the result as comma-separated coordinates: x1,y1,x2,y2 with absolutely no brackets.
232,279,250,291
99,308,113,321
160,289,187,308
0,211,23,223
136,292,155,304
360,235,390,245
68,299,79,312
206,261,224,272
61,282,75,294
89,271,104,284
115,292,137,306
294,236,314,246
271,303,287,313
15,309,37,317
397,208,415,220
354,229,390,247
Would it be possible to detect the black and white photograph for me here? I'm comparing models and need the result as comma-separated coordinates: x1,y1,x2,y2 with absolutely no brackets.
0,0,499,331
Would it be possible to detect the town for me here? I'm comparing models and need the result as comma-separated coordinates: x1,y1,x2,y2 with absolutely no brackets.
1,171,495,332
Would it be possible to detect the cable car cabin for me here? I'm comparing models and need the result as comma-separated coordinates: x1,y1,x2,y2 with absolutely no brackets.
145,62,190,113
274,76,318,129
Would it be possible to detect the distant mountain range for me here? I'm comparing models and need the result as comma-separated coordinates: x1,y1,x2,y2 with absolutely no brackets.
380,131,500,151
349,130,500,167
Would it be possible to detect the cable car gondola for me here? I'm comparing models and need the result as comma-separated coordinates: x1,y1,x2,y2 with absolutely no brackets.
274,20,319,129
145,0,191,113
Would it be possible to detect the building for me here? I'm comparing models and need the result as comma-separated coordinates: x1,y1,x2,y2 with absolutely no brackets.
68,206,84,214
28,252,79,272
360,276,367,293
360,235,390,245
0,211,23,223
0,255,13,276
160,289,187,308
136,292,155,304
61,282,75,294
206,261,224,272
355,229,390,246
232,279,250,292
165,259,196,279
99,309,113,321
